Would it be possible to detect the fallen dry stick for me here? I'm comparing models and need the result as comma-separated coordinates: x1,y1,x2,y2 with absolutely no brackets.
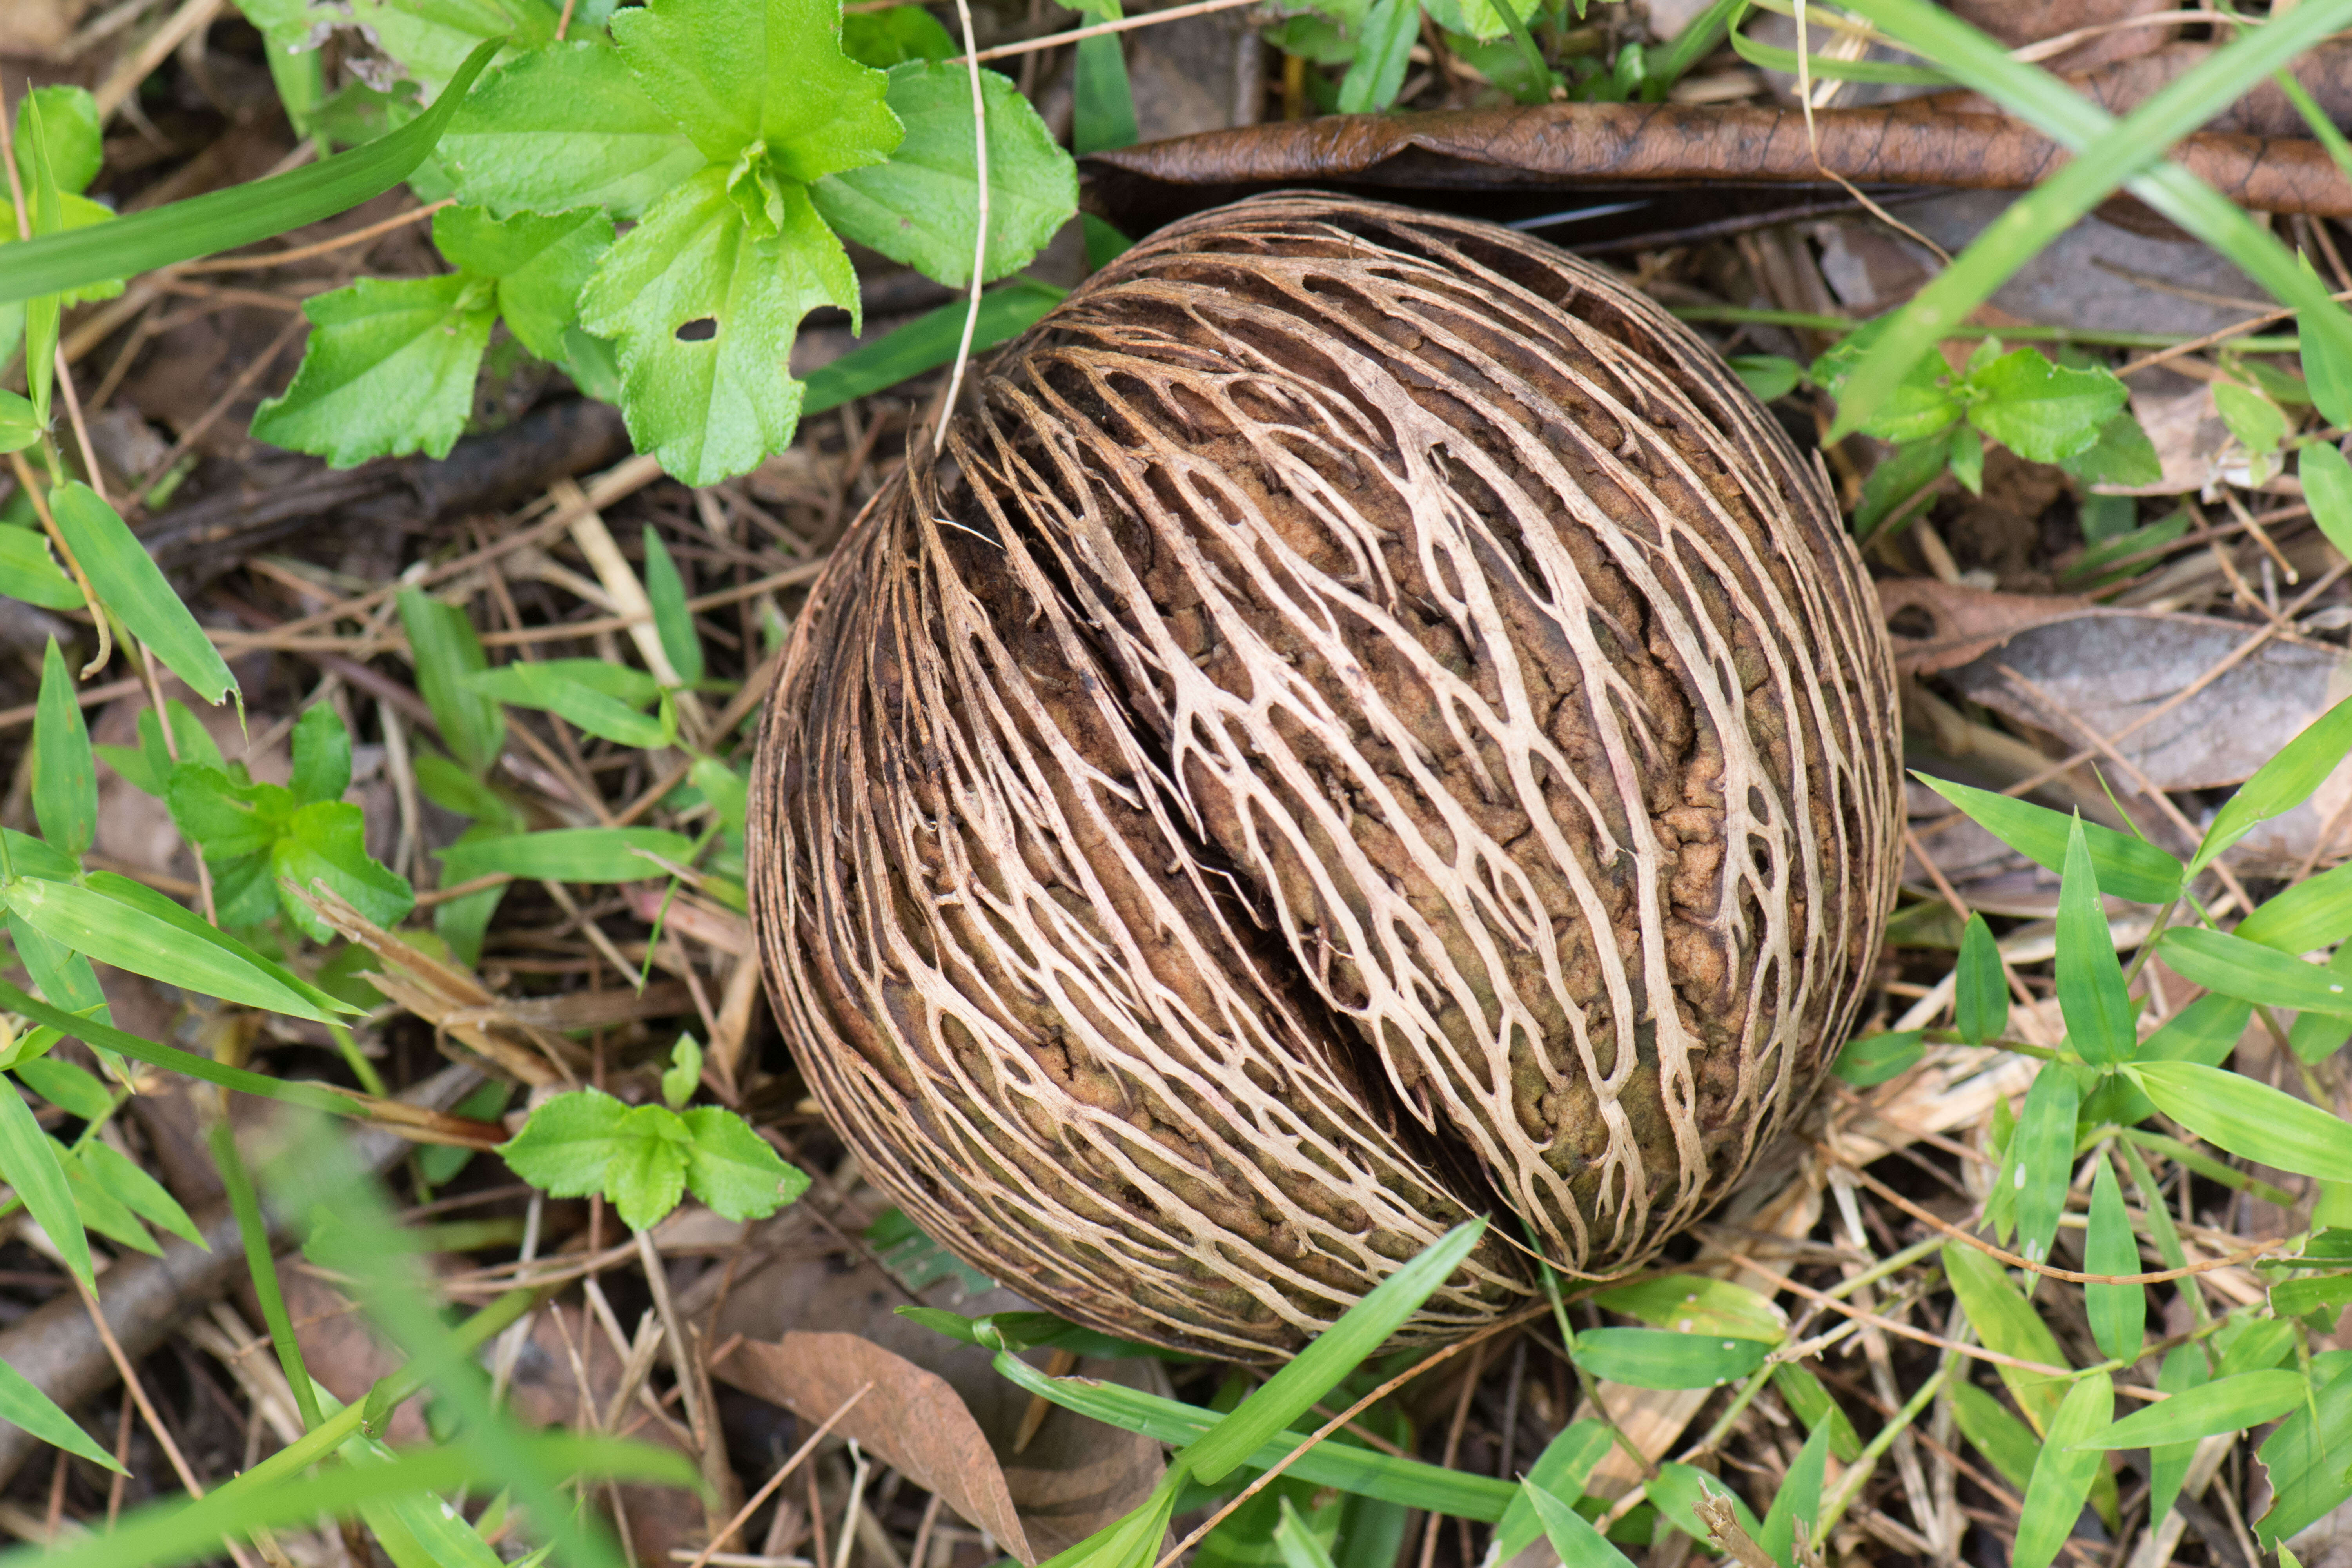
1086,102,2352,223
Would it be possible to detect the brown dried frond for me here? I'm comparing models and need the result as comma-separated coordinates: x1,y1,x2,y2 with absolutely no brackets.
750,195,1902,1357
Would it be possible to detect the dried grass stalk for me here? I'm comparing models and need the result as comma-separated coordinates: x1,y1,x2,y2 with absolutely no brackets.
751,194,1902,1357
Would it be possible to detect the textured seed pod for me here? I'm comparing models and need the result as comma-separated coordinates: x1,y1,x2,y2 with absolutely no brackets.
750,194,1900,1358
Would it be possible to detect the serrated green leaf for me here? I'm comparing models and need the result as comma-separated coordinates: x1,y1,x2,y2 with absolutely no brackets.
272,800,416,936
607,1109,691,1229
441,826,694,884
2015,1373,2112,1568
0,1340,123,1473
0,1079,88,1286
2060,408,2163,488
251,274,497,465
842,6,956,66
1955,913,2007,1045
399,588,505,774
680,1104,808,1218
2056,816,2132,1066
613,0,900,175
1944,1243,2069,1431
2080,1368,2305,1449
432,204,614,362
496,1088,635,1197
49,482,237,706
439,42,707,220
1915,773,2181,903
2012,1067,2079,1268
2196,692,2352,873
466,662,669,748
1570,1327,1770,1390
812,63,1076,289
2083,1155,2144,1367
1592,1275,1786,1344
579,166,853,485
1964,348,2128,464
2160,926,2352,1017
30,639,93,862
2133,1060,2352,1181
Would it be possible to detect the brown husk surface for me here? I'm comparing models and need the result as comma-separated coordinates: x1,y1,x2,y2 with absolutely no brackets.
751,194,1904,1357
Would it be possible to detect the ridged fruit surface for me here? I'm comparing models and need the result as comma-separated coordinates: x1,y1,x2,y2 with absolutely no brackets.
750,194,1900,1357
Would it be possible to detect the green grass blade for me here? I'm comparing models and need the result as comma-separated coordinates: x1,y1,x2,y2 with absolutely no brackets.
2132,1060,2352,1182
1180,1219,1485,1486
2193,692,2352,873
48,483,238,706
0,1076,90,1286
76,1138,202,1247
639,525,703,688
439,825,696,884
988,1351,1517,1520
209,1120,321,1431
1273,1496,1341,1568
1650,0,1748,93
0,1341,122,1474
1526,1481,1638,1568
0,41,500,306
2082,1155,2144,1368
3,877,333,1020
2078,1368,2305,1450
2054,816,2132,1066
802,280,1063,414
1828,0,2352,439
398,588,505,775
31,639,94,862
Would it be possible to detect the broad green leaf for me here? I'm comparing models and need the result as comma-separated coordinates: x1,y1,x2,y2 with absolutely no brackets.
78,1137,204,1247
841,6,956,66
12,87,100,197
2256,1356,2352,1546
1338,0,1418,112
1590,1275,1786,1344
2196,693,2352,873
1183,1220,1487,1485
661,1033,702,1111
1645,1463,1764,1548
606,1110,690,1229
2132,1060,2352,1182
640,526,703,686
1570,1327,1770,1390
2056,816,2132,1066
988,1351,1516,1519
1949,1379,2038,1493
2161,926,2352,1017
802,279,1063,414
2014,1373,2112,1568
2214,380,2287,456
1964,349,2127,463
0,42,501,307
251,274,497,465
1758,1422,1829,1568
0,1080,89,1286
1956,913,2007,1045
612,0,900,174
579,166,853,485
1526,1482,1637,1568
1488,1423,1614,1563
272,800,417,936
1729,354,1801,402
1833,1029,1922,1087
440,826,695,884
2237,859,2352,953
2302,441,2352,561
812,63,1077,289
466,663,669,748
1915,774,2181,904
1946,424,1985,495
1813,322,1961,444
15,1056,112,1120
2079,1368,2305,1449
2083,1156,2144,1367
2012,1067,2079,1268
438,42,707,220
679,1105,808,1218
290,702,353,806
0,394,33,455
1944,1243,2069,1431
31,639,94,861
398,589,505,774
3,877,342,1022
2147,1346,2208,1525
431,204,613,362
1773,1364,1862,1463
0,523,82,610
48,482,236,706
496,1089,636,1198
2060,409,2163,488
0,1341,123,1474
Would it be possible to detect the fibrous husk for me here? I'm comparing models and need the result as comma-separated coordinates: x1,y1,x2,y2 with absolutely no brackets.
749,195,1902,1357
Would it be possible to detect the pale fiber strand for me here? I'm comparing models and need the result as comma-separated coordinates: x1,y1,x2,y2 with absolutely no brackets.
935,0,991,458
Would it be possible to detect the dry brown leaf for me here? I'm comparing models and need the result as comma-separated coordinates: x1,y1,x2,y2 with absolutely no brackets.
728,1332,1035,1562
1878,579,2101,675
